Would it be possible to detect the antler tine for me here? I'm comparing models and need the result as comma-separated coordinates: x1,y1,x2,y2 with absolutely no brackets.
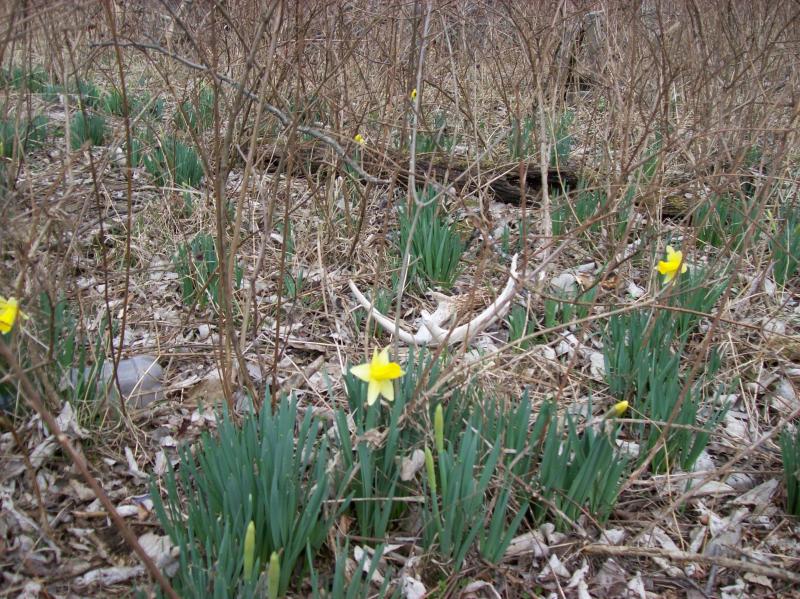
347,280,430,344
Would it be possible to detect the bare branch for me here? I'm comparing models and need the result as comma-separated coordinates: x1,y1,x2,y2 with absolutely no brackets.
88,40,389,186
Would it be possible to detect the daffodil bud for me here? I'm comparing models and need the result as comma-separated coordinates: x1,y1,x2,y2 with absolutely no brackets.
267,551,280,599
424,445,436,494
612,400,629,418
434,404,444,455
243,520,255,581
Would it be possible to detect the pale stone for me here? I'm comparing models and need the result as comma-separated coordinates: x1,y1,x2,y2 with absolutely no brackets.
70,355,164,409
102,356,163,409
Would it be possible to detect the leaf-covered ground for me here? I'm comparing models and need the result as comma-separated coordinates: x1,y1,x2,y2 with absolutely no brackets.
1,1,800,597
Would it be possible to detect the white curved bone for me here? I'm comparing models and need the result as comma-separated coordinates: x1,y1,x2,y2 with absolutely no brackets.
348,254,520,347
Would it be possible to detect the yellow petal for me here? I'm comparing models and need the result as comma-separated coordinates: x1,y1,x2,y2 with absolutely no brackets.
375,347,390,366
666,247,682,264
379,379,395,402
0,297,19,333
367,380,381,406
350,363,372,382
655,245,686,283
656,260,672,275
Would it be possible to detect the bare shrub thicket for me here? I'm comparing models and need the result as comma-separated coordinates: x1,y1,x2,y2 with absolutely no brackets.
1,0,799,596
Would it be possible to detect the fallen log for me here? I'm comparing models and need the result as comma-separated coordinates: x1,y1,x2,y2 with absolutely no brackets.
253,140,581,205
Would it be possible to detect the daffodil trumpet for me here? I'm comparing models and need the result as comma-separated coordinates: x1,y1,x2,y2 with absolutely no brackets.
655,245,687,283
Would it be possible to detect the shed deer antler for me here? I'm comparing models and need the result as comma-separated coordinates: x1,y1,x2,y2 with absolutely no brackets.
348,255,520,346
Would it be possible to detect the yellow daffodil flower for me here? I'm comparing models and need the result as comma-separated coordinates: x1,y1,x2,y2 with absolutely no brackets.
655,245,687,283
0,296,23,333
410,88,417,101
354,133,365,145
603,400,629,420
611,400,629,418
350,347,405,406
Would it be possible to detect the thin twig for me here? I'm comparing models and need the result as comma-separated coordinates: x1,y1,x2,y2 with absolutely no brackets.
89,40,389,186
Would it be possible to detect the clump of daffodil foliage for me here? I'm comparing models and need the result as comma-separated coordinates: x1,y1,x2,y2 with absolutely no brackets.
397,186,465,291
150,344,636,595
145,198,739,596
152,394,349,597
604,248,731,475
